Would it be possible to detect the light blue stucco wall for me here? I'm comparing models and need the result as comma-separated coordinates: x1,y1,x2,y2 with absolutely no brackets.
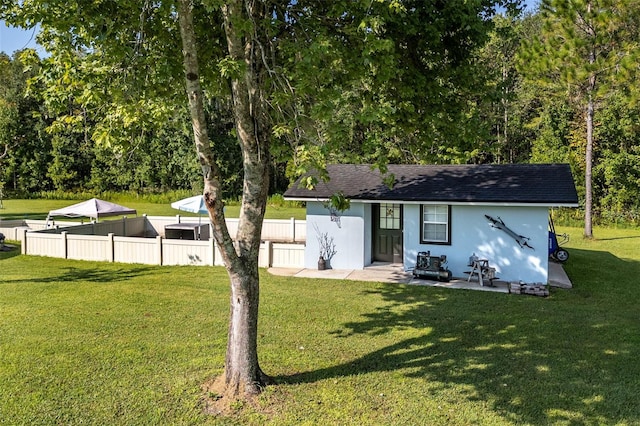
306,201,550,283
305,201,368,270
403,204,549,283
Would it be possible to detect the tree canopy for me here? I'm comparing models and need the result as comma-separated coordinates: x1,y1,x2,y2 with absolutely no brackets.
2,2,639,228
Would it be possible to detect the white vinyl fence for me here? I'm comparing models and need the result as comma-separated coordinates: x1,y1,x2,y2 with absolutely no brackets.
0,219,78,244
144,215,306,241
8,216,306,268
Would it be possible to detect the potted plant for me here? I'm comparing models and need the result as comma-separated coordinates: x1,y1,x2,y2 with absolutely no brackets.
316,229,337,270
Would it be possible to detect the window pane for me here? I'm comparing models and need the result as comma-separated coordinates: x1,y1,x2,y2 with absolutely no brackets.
392,217,400,229
424,223,446,241
380,203,401,230
422,205,449,243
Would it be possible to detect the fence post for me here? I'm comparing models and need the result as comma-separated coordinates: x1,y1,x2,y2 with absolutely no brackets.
209,238,215,266
290,217,296,242
61,231,68,259
269,240,274,267
260,240,272,268
108,233,115,262
21,228,27,255
156,235,163,265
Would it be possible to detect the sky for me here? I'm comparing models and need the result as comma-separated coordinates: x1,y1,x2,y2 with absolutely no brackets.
0,23,42,56
1,0,539,57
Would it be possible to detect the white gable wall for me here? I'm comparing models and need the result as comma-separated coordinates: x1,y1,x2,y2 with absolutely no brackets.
304,201,368,269
403,204,549,283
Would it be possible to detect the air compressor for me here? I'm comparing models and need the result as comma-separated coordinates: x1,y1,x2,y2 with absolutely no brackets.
413,251,452,282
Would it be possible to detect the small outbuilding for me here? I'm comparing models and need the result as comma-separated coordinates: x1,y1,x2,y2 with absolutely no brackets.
284,163,579,284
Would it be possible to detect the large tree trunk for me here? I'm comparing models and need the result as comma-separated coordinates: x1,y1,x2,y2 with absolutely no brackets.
177,0,272,403
221,0,272,397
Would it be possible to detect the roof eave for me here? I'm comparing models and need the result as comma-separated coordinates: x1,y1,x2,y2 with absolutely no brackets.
283,196,580,208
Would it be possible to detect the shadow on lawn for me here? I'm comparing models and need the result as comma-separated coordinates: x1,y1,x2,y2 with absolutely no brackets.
595,235,640,241
55,266,160,283
2,265,158,285
277,249,640,425
0,246,21,260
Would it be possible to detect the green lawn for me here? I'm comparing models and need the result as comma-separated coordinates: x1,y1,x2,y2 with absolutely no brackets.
0,198,306,220
1,226,639,425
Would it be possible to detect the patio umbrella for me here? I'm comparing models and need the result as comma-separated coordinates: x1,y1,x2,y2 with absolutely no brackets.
170,195,208,215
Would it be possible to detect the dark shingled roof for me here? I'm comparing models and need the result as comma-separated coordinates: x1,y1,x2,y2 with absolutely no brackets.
284,164,579,206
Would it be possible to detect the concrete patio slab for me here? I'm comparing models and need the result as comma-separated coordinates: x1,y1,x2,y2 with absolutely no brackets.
548,261,572,288
268,261,572,294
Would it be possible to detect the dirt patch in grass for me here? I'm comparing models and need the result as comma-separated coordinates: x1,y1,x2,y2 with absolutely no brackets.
200,375,276,420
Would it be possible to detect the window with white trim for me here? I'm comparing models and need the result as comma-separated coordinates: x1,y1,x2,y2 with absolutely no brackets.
420,204,451,244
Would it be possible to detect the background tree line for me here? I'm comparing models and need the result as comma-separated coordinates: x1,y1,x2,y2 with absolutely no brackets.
0,49,247,198
0,2,639,226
